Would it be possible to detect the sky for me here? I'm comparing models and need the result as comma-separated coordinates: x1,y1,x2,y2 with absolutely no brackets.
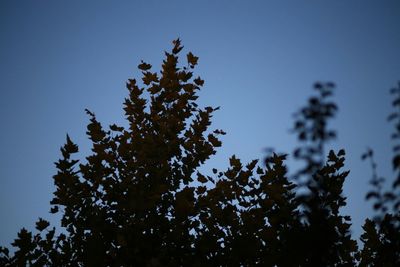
1,0,399,247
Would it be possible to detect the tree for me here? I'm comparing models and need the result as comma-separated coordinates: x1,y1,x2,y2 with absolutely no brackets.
358,82,400,267
0,40,398,266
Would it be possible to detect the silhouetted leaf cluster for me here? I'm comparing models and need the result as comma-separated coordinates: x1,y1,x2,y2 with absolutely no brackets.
0,40,398,266
292,82,337,186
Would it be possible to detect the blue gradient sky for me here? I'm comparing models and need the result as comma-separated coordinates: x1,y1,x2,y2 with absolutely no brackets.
1,1,399,247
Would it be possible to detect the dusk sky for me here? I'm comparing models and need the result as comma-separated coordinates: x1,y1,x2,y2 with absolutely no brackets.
1,1,399,247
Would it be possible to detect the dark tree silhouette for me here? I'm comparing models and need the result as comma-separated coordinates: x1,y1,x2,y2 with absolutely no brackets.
289,82,357,266
0,40,399,266
357,82,400,267
292,82,337,185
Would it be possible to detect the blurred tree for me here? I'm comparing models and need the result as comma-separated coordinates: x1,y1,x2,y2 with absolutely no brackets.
358,82,400,267
289,83,357,266
292,82,337,186
0,40,398,266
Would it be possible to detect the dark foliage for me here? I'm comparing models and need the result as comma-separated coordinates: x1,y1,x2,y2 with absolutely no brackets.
292,81,337,186
0,40,398,266
358,82,400,267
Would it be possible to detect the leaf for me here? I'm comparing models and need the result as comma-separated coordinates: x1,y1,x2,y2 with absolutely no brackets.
35,218,50,231
138,60,152,71
208,134,222,147
326,82,335,87
172,38,183,54
197,186,207,195
361,153,368,160
393,155,400,170
373,202,382,210
187,52,199,68
50,206,59,214
197,173,208,183
0,246,9,257
314,82,322,89
194,77,204,86
388,113,398,121
365,192,380,200
229,155,241,168
393,98,400,106
213,129,226,135
65,135,79,154
85,108,95,117
327,150,337,162
110,124,124,132
178,71,193,82
393,177,400,188
383,192,396,201
390,87,400,94
142,72,158,85
205,106,214,113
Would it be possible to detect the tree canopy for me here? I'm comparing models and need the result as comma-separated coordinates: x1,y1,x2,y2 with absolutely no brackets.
0,40,399,266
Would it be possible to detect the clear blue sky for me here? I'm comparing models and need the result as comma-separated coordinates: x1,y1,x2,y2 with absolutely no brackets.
1,0,399,247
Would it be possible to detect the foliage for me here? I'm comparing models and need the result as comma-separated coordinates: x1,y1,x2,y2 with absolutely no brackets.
358,82,400,266
292,82,337,186
0,40,399,266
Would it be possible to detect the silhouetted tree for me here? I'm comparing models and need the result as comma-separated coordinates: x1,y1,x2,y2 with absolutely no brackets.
292,82,337,186
0,40,398,266
358,82,400,267
289,83,357,266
